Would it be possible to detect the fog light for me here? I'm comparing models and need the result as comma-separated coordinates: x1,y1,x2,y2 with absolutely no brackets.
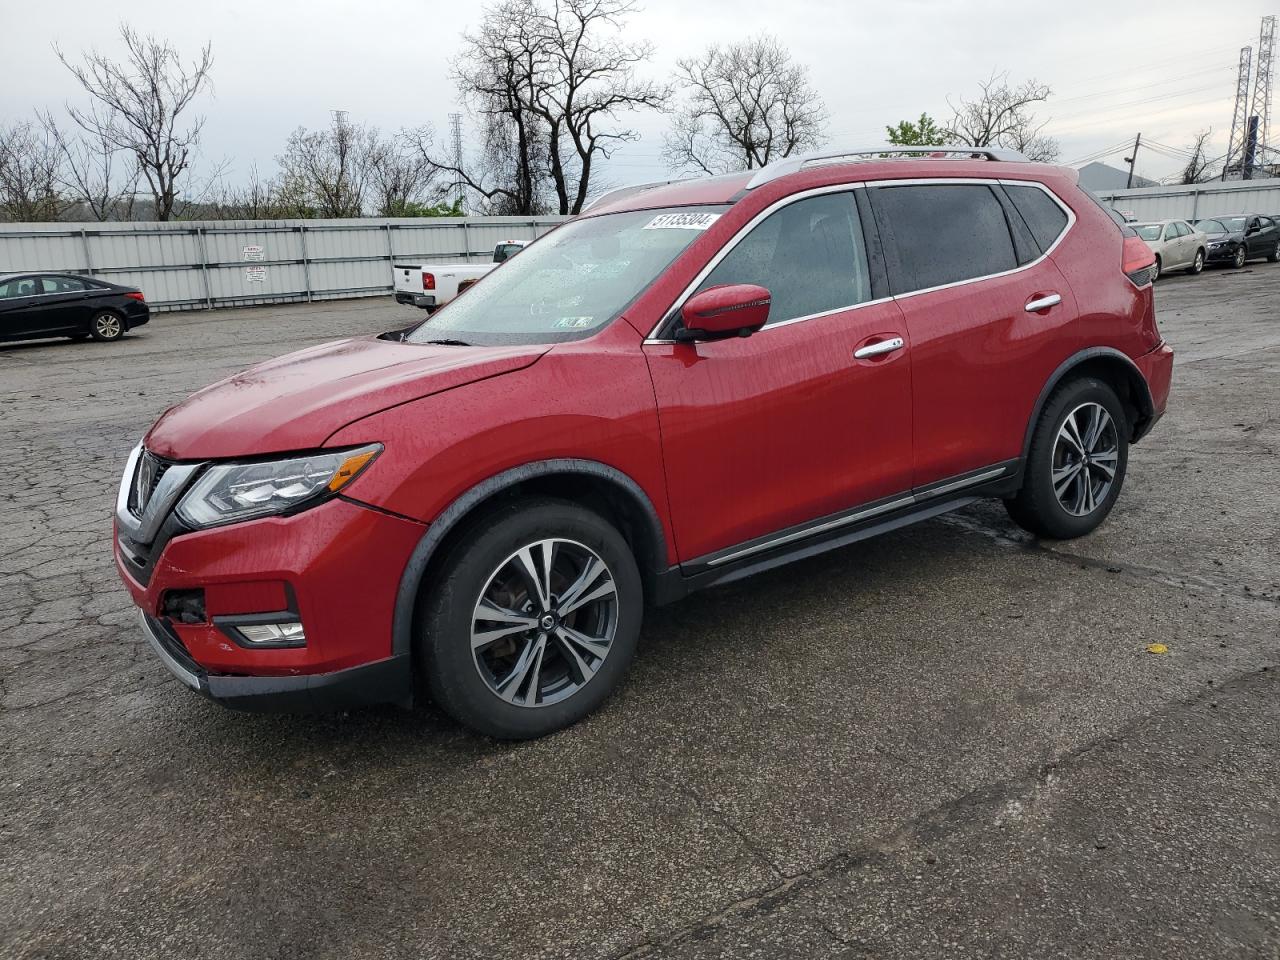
237,622,305,644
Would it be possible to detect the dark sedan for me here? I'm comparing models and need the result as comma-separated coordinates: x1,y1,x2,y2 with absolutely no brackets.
0,273,150,345
1192,214,1280,268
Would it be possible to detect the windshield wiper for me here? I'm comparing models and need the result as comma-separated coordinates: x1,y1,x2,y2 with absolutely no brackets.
421,338,472,347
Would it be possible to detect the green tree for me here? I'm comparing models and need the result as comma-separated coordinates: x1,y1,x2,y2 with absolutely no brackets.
885,113,946,147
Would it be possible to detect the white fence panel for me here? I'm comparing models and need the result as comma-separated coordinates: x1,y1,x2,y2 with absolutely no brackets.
0,215,566,311
1094,178,1280,222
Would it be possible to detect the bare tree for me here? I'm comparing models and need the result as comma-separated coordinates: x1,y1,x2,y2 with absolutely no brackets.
945,72,1059,162
1180,129,1215,184
37,110,139,221
664,34,826,175
369,132,440,217
276,112,380,217
427,0,666,215
0,121,67,221
56,25,213,221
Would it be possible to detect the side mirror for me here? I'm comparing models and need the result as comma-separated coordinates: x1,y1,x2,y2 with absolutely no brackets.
678,284,771,341
1247,223,1261,235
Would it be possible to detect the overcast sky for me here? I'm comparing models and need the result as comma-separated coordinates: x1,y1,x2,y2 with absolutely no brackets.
2,0,1273,197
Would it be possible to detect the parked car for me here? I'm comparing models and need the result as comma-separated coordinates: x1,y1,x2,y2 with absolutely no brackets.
115,147,1172,739
1192,214,1280,268
1128,219,1207,278
0,273,149,344
393,240,529,312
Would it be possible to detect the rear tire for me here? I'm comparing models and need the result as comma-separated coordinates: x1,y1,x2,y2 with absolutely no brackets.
1004,377,1129,540
418,498,643,739
1186,249,1204,275
88,311,125,341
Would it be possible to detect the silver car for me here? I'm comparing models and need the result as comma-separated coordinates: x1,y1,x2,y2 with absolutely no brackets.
1130,219,1208,279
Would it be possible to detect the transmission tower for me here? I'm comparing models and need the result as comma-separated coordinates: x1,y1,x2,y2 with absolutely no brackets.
1224,46,1254,179
1247,15,1276,176
449,112,464,210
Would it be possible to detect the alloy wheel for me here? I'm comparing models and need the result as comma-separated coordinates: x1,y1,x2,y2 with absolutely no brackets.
94,313,122,338
470,538,618,708
1051,402,1119,517
1192,251,1204,273
1234,246,1246,268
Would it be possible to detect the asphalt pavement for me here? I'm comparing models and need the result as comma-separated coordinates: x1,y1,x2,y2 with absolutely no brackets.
1,266,1277,959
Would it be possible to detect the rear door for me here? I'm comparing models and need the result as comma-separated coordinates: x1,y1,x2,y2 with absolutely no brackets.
869,179,1080,487
1250,216,1277,258
37,276,94,334
643,189,915,563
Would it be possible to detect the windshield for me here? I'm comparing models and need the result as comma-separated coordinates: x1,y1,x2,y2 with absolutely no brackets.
1198,217,1244,233
1133,225,1163,241
407,206,727,346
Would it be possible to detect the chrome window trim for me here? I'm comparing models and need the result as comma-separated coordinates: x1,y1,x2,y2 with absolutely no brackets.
643,177,1075,342
643,183,875,343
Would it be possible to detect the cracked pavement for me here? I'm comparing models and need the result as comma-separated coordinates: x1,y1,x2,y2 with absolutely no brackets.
2,270,1278,959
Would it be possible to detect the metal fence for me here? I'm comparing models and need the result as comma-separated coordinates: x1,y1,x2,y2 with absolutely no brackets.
0,216,567,311
1092,178,1280,222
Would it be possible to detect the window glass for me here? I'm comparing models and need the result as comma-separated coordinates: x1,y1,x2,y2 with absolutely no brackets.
1006,184,1069,252
1165,223,1181,239
0,277,40,299
40,276,87,293
406,205,727,347
1261,217,1275,231
877,184,1017,292
1133,225,1162,241
695,191,870,326
1177,222,1192,237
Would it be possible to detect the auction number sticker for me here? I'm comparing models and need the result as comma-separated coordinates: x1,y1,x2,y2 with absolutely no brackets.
643,212,720,231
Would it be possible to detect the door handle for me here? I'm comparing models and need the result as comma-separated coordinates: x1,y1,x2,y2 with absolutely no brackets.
853,336,905,360
1024,293,1062,313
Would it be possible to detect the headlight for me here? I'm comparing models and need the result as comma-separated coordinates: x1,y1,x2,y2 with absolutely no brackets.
176,444,381,528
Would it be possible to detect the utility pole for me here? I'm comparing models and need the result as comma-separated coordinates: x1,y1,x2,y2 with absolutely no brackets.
1124,132,1142,189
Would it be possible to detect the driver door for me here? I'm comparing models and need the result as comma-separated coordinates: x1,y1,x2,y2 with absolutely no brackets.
642,190,914,564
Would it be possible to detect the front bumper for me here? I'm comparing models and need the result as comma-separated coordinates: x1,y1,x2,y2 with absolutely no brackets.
116,484,426,711
1204,243,1241,263
140,611,412,711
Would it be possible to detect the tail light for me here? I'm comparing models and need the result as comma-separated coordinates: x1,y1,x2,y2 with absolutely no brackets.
125,291,146,302
422,272,435,291
1122,235,1156,287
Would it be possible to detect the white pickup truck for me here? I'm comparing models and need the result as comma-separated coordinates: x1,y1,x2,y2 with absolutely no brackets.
392,240,528,312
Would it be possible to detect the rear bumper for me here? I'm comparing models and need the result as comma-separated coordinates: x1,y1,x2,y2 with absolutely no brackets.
394,292,436,309
1134,340,1174,440
140,612,412,711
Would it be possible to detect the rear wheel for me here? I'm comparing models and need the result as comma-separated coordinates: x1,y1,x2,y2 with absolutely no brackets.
1005,377,1129,539
419,498,643,739
88,311,124,341
1186,249,1204,275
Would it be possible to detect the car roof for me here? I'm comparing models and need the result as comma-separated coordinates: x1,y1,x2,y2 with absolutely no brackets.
584,145,1063,217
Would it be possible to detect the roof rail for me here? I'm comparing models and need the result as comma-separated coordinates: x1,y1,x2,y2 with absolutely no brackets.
583,178,693,212
744,145,1029,190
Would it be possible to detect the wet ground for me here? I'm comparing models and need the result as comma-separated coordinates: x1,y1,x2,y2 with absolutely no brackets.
2,265,1278,959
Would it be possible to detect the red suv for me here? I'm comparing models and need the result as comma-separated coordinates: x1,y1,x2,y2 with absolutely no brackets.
115,147,1172,738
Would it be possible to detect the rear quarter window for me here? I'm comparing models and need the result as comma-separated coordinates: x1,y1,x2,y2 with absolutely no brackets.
1006,185,1070,253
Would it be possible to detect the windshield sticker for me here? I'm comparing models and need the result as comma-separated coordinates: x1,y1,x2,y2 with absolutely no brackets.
643,212,721,231
552,316,595,329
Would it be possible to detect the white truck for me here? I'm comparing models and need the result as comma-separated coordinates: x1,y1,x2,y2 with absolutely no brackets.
392,240,528,312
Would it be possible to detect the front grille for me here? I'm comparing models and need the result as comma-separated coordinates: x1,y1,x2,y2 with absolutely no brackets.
128,451,173,517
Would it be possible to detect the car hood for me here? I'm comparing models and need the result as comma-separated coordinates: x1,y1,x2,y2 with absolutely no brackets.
1203,230,1243,241
146,336,548,460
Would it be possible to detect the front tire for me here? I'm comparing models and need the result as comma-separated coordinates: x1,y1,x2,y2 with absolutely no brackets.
1186,249,1205,275
1150,255,1161,281
1232,245,1247,268
1005,377,1129,540
419,498,643,739
88,311,125,341
1268,241,1280,263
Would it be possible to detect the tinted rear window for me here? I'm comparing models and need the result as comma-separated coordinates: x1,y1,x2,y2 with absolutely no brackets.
875,184,1017,293
1006,185,1070,253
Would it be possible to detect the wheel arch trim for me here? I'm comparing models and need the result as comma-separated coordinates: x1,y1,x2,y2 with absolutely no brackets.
390,459,669,660
1023,347,1155,457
